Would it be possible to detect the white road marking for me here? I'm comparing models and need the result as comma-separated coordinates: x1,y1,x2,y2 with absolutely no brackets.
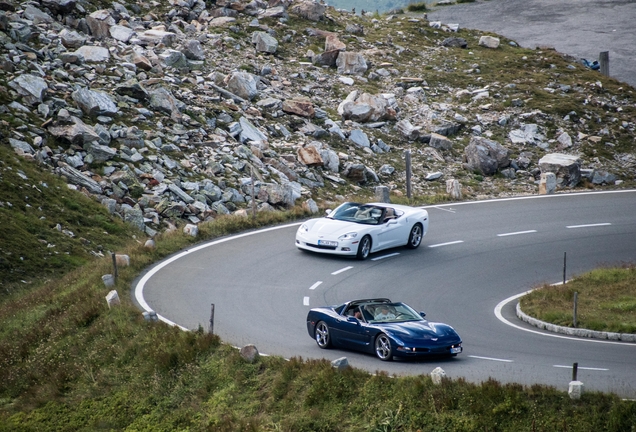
566,223,611,229
469,355,514,363
309,281,322,290
494,291,636,346
372,253,400,261
432,206,456,213
303,296,310,306
332,266,353,275
428,240,464,248
497,230,537,237
554,365,609,371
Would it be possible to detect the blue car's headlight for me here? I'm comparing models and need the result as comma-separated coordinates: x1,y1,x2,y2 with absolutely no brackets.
338,232,358,241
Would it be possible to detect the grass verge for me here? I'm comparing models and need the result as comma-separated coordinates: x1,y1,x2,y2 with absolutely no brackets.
520,263,636,333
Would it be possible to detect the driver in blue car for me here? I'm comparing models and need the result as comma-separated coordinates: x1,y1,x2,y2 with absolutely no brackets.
374,305,396,320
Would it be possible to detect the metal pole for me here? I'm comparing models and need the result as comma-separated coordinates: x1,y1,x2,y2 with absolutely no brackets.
563,252,566,285
405,150,412,199
209,303,215,334
111,252,118,281
572,362,578,381
573,292,578,328
599,51,609,77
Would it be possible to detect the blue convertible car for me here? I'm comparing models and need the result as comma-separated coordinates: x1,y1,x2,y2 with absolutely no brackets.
306,298,462,361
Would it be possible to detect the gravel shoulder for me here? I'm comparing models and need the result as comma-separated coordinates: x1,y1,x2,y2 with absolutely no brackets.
426,0,636,88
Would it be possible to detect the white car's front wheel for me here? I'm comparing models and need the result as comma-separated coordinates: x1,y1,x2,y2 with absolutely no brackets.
405,223,423,249
356,235,371,260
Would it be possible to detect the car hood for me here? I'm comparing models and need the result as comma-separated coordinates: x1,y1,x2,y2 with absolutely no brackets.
307,218,363,236
379,321,460,344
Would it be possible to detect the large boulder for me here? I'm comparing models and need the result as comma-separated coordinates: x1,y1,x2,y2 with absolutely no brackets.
336,52,367,75
539,153,581,188
463,136,510,175
290,0,325,21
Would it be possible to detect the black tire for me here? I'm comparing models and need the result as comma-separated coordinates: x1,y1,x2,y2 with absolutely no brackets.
315,321,331,349
405,223,423,249
375,334,393,361
356,235,371,260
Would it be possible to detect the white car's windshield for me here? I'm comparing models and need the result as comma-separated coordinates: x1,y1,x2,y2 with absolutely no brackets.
329,202,384,225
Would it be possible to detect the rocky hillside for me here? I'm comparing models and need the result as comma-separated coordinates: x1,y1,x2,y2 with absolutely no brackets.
2,0,635,240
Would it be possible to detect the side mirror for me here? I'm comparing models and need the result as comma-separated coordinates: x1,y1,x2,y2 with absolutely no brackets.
325,209,332,216
419,312,427,318
347,316,360,324
386,219,398,225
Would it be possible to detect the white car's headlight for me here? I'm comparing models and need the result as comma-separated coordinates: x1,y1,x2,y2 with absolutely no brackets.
338,232,358,241
298,224,309,234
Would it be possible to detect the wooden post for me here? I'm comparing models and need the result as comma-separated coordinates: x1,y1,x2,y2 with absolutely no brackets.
573,291,578,328
405,150,412,199
209,303,215,334
111,252,118,280
599,51,609,77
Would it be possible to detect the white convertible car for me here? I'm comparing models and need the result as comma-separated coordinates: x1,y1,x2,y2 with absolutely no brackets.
295,202,429,260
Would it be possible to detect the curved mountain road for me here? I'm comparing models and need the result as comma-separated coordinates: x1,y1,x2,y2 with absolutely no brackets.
135,190,636,397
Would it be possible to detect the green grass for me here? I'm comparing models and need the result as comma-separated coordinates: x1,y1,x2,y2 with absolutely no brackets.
520,264,636,333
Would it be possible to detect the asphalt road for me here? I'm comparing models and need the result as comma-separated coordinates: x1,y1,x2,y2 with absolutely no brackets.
135,190,636,398
426,0,636,88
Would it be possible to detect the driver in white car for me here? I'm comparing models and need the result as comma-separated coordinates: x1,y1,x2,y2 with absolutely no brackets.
374,305,396,320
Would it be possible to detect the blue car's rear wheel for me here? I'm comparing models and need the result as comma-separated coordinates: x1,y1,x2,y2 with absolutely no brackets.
315,321,331,349
356,235,371,260
375,334,393,361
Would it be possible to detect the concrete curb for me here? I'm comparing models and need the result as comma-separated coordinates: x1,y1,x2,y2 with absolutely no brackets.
516,302,636,343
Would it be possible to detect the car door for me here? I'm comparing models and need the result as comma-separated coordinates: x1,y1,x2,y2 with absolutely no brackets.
332,309,372,350
376,212,410,249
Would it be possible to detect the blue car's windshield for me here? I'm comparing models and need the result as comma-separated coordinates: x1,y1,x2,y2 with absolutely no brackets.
364,302,423,323
328,202,384,225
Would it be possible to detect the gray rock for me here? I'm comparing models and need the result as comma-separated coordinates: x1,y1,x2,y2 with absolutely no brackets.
75,46,110,63
226,71,258,101
239,117,268,144
538,153,581,188
240,344,260,362
464,136,510,176
123,204,145,231
9,74,48,105
183,39,205,60
349,129,370,147
109,25,134,42
252,31,278,53
9,138,35,154
291,0,325,21
59,28,86,48
591,170,616,185
86,10,115,40
429,133,453,151
336,52,367,75
72,88,118,117
331,356,349,370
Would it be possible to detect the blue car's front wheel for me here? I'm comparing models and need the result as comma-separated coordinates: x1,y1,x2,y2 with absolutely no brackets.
375,334,393,361
315,321,331,349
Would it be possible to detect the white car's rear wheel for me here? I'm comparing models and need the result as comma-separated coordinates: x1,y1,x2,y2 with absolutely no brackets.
405,223,423,249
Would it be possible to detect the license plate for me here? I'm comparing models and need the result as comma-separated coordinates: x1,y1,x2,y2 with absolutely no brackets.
450,347,462,354
318,240,338,247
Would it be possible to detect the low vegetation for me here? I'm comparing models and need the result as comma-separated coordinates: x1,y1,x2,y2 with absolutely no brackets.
520,264,636,334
